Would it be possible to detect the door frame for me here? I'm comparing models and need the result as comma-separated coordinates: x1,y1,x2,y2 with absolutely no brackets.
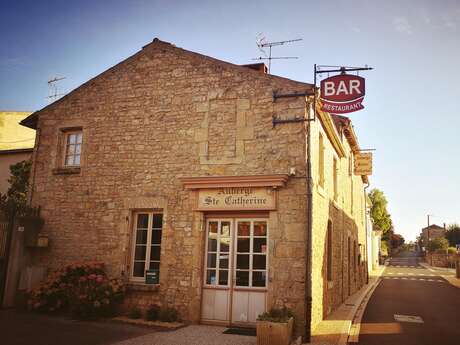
200,215,269,326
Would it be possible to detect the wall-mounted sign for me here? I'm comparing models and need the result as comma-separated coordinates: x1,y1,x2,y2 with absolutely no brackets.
320,74,365,114
354,152,372,175
197,187,276,211
145,269,159,284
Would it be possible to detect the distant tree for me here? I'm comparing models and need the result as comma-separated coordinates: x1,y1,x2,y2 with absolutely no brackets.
391,233,405,249
426,237,449,253
445,223,460,247
0,160,31,216
368,189,393,235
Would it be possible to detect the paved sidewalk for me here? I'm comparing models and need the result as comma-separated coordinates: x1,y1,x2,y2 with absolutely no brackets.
308,265,386,345
419,262,460,288
113,325,256,345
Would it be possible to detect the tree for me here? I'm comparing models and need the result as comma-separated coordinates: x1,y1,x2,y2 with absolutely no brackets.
368,189,393,235
391,233,405,249
426,237,449,253
0,160,31,216
445,223,460,247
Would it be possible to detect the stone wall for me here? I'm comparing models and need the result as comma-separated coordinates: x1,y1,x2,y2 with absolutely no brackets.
426,253,457,268
309,114,367,329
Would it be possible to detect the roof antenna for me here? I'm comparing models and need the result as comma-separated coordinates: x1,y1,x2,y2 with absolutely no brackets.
47,76,66,103
254,35,302,74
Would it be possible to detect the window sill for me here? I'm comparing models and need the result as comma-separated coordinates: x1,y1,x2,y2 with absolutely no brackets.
332,200,340,210
317,185,326,198
52,167,81,175
127,282,160,292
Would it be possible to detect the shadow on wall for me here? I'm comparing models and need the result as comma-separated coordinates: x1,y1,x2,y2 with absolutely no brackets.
321,200,368,320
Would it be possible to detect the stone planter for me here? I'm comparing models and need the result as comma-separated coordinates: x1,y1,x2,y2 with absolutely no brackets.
256,317,294,345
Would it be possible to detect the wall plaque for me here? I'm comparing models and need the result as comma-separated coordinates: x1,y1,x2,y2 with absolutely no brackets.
197,187,276,211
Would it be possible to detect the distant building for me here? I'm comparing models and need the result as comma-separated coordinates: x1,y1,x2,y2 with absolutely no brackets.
420,224,446,249
0,111,35,194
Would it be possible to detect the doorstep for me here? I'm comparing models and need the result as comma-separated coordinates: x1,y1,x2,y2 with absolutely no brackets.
111,316,185,330
307,265,386,345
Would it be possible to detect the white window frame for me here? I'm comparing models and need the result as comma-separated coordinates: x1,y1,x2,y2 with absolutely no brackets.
130,211,163,283
63,130,83,167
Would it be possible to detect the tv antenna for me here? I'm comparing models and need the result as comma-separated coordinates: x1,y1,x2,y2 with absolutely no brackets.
254,35,302,74
47,76,66,102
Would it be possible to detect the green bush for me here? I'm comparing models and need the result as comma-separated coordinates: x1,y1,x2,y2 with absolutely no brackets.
27,262,125,318
128,308,142,319
447,247,457,254
427,238,449,253
146,304,161,321
257,307,294,323
158,307,179,322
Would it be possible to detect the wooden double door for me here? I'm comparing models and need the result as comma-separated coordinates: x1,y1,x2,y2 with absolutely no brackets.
201,218,268,326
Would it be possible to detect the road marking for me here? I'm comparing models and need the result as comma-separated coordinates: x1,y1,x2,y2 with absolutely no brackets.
394,314,424,323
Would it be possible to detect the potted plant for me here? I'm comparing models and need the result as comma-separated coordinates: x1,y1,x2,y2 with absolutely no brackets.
256,307,294,345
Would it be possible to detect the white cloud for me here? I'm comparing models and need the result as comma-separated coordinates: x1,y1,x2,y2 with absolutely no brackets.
392,16,413,35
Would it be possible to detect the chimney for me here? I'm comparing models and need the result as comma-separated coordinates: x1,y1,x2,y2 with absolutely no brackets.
241,63,268,74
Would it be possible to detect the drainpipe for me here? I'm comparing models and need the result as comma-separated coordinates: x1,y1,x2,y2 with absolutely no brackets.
304,98,314,342
364,183,370,284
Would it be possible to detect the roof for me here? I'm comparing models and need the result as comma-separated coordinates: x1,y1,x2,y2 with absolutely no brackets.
20,38,313,129
422,224,445,231
330,114,369,184
0,111,35,149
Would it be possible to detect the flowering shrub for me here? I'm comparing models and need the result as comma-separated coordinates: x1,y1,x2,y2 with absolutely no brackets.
27,262,125,318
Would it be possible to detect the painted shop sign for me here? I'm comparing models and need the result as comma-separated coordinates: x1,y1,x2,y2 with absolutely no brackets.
197,187,276,211
320,74,365,114
354,152,373,176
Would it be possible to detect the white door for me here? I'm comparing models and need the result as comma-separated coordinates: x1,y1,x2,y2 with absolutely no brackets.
201,218,268,326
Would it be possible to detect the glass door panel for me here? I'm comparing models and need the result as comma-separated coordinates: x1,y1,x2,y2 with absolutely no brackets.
205,220,232,286
235,220,268,288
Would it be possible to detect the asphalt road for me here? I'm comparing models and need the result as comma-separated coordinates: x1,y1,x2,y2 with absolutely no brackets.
358,251,460,345
0,309,155,345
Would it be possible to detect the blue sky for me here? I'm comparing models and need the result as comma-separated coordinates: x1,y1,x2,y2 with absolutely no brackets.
1,0,459,241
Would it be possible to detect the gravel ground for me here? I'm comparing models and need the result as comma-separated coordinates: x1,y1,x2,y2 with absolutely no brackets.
113,325,256,345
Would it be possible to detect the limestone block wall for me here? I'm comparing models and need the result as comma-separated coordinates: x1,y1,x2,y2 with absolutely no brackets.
28,39,311,324
309,114,368,330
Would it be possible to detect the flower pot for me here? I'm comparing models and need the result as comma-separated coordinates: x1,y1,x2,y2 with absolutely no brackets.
256,317,294,345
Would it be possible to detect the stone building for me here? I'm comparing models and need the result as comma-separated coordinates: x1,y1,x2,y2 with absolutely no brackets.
20,38,370,336
420,224,446,249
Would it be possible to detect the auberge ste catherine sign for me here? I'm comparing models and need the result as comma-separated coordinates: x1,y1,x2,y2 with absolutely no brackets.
320,74,365,114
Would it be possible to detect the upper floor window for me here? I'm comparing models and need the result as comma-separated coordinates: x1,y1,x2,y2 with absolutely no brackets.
333,158,338,201
318,133,325,188
64,131,82,166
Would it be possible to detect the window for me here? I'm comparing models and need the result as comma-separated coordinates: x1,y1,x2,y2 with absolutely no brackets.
64,131,82,166
327,221,333,281
333,158,338,201
131,212,163,281
318,133,325,187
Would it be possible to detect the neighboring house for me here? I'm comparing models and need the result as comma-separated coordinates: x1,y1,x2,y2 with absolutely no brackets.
19,38,370,336
420,224,446,249
0,111,35,194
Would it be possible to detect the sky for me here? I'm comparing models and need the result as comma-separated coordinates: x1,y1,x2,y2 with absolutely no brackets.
1,0,459,241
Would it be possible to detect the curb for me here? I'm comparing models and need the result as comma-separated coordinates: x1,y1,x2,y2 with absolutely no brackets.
345,263,386,345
